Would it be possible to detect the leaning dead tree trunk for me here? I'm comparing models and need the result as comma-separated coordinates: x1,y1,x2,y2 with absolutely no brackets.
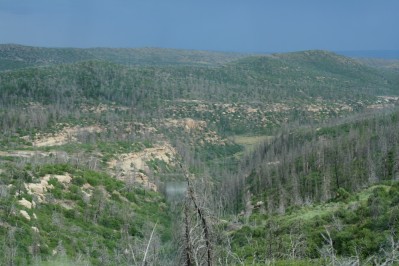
188,183,212,266
184,202,194,266
179,162,213,266
142,222,157,266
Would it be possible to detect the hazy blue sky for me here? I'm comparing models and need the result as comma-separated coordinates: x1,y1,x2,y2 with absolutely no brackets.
0,0,398,52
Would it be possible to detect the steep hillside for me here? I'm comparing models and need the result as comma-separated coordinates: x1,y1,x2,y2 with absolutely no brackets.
228,181,399,265
0,163,174,265
239,109,399,212
217,109,399,264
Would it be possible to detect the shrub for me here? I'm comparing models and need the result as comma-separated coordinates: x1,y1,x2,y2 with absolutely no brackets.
72,176,86,186
335,188,351,201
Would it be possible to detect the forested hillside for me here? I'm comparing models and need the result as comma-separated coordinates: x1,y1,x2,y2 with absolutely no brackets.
220,110,398,263
0,45,398,265
0,44,247,71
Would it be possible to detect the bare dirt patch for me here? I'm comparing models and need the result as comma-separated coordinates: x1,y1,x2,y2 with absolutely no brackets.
367,104,395,110
267,103,291,112
164,118,207,132
246,107,258,113
175,99,204,104
81,103,129,114
195,104,209,112
377,96,399,102
32,125,103,147
306,104,323,113
337,104,353,112
0,150,67,158
0,150,43,158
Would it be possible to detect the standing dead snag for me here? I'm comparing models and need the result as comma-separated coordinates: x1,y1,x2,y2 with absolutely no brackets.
179,162,213,266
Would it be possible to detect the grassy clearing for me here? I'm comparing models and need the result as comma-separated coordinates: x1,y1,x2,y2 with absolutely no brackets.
232,135,273,152
356,184,391,201
286,184,391,223
285,203,341,223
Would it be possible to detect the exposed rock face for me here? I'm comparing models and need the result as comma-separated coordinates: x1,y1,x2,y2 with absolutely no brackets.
18,198,35,209
44,174,72,184
25,181,51,203
20,210,31,221
135,172,158,192
24,173,72,202
108,143,176,191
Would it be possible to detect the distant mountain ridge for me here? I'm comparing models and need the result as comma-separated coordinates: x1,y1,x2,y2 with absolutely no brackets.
2,43,399,72
0,44,248,71
1,47,398,105
336,50,399,59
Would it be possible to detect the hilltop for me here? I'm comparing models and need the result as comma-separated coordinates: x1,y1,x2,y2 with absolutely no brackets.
0,44,247,71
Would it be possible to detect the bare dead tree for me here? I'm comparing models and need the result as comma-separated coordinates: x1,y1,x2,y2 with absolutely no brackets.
187,183,212,266
376,234,399,266
179,162,213,266
142,222,157,266
319,227,336,266
184,202,194,266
